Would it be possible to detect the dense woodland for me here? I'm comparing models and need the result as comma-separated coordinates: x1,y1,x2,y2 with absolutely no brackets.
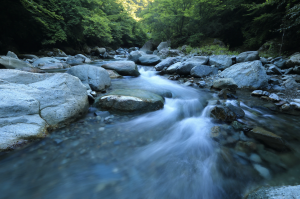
0,0,299,54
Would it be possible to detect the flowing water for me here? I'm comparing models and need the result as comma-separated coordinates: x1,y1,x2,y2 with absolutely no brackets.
1,60,300,199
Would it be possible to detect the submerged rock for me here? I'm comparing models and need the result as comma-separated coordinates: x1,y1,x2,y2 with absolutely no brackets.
101,61,140,77
220,61,268,89
67,65,111,91
246,127,286,150
0,70,89,150
95,89,164,112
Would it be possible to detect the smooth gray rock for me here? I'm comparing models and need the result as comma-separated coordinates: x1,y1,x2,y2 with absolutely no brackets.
0,70,89,150
245,185,300,199
209,55,233,70
286,53,300,68
190,65,218,77
176,62,199,75
157,42,169,51
166,62,182,74
187,56,209,65
32,57,61,67
67,65,111,91
18,54,39,60
282,78,299,90
94,47,106,54
6,51,18,59
128,51,145,63
266,64,282,75
138,55,161,65
66,57,85,66
273,58,286,68
220,61,268,89
101,61,140,77
140,40,153,52
95,89,164,112
236,51,259,63
0,56,33,69
75,54,91,63
155,57,179,71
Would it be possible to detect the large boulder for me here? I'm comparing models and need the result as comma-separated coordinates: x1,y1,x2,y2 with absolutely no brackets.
286,53,300,68
245,185,300,199
95,89,164,112
0,70,89,150
157,42,169,51
0,56,33,69
67,65,111,91
93,47,106,55
220,61,268,89
190,65,218,77
140,40,154,52
138,55,161,65
176,62,198,75
154,57,179,71
128,51,145,63
209,55,233,70
101,61,140,77
236,51,259,63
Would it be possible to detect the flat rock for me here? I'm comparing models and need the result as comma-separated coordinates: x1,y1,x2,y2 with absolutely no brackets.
246,127,286,150
67,65,111,91
0,70,89,150
95,89,164,113
101,61,140,77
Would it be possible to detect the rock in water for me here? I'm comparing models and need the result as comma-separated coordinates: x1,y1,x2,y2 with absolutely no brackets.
138,55,161,65
67,65,111,91
210,106,237,122
245,185,300,199
209,55,233,70
128,51,145,63
101,61,140,77
106,70,122,79
236,51,259,63
155,57,179,71
95,89,164,113
190,65,218,78
220,61,268,89
212,78,238,91
0,56,33,69
0,70,89,150
246,127,286,150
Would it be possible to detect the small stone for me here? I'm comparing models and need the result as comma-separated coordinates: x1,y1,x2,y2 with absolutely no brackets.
99,127,105,131
253,164,271,179
250,153,262,163
281,104,290,111
251,90,263,96
269,93,280,101
91,91,97,96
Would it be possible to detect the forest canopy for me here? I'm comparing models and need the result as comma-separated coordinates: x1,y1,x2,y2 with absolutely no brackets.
0,0,299,53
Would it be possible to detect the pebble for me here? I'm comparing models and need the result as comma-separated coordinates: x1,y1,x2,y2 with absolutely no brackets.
250,153,262,163
253,164,271,179
99,127,105,131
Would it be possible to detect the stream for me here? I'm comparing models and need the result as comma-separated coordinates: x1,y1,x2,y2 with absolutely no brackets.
1,59,300,199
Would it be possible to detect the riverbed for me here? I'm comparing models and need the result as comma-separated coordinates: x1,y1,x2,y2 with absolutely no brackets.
0,60,300,199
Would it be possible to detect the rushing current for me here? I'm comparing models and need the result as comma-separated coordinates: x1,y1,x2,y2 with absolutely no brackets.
1,59,300,199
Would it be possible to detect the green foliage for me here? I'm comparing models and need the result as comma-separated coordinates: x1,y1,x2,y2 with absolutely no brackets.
183,44,239,56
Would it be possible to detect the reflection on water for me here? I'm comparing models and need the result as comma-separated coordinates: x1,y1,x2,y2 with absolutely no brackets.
1,63,300,199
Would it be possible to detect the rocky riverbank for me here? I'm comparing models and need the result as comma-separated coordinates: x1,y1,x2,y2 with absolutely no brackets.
1,41,300,198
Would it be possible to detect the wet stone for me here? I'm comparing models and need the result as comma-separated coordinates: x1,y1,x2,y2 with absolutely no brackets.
210,106,237,122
